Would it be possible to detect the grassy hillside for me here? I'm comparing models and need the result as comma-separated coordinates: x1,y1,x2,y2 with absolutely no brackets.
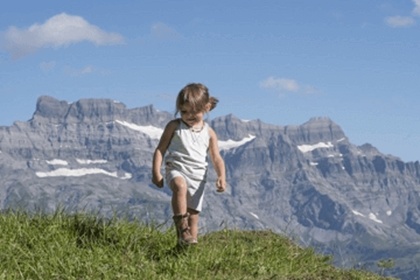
0,211,394,279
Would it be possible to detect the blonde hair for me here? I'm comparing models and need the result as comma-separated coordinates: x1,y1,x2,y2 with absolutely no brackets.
175,83,218,116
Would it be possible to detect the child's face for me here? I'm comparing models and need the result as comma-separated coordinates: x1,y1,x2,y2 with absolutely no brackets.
180,103,205,128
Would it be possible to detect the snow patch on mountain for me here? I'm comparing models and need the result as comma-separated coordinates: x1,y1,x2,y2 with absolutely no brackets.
368,213,383,224
250,212,260,220
76,159,108,164
297,141,334,153
115,120,257,151
115,120,163,140
46,159,68,166
352,210,365,217
219,135,256,151
35,168,132,179
352,210,383,224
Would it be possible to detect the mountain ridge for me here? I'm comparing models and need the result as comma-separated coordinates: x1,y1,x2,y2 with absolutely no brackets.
0,95,419,279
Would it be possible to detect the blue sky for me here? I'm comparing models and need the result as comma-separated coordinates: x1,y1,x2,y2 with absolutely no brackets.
1,0,419,162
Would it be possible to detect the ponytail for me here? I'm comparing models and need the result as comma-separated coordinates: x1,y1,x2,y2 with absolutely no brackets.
209,96,219,111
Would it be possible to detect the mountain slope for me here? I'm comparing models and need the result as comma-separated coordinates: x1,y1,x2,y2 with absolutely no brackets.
0,211,393,279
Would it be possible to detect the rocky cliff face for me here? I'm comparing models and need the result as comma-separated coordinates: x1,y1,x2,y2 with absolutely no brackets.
1,96,419,279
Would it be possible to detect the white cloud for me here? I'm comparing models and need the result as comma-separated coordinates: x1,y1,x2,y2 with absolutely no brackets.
151,22,181,40
413,0,420,15
260,76,317,95
260,76,299,92
1,13,124,58
384,0,420,28
385,15,416,27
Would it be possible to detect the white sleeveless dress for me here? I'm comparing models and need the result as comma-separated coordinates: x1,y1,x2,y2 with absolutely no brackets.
165,119,210,212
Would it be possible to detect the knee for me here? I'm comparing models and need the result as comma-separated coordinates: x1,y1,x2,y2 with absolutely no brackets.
170,176,187,193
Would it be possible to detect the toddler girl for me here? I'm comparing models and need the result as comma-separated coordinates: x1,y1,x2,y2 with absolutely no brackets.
152,83,226,245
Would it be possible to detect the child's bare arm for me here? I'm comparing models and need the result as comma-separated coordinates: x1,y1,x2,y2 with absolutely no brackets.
152,120,177,187
209,128,226,192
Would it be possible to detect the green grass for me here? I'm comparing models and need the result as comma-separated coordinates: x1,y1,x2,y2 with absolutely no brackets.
0,211,393,280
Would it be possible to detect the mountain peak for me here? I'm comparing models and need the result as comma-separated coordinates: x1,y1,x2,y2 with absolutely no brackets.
32,96,129,123
66,97,127,121
303,116,335,125
284,116,346,144
33,95,70,120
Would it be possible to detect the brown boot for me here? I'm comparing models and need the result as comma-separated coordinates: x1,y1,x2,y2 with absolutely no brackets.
173,213,196,245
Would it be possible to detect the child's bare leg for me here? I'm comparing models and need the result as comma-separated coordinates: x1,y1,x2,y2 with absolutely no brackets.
170,177,195,245
170,176,188,215
188,208,199,240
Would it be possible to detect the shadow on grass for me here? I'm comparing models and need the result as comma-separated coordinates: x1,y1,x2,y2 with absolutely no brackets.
164,243,197,257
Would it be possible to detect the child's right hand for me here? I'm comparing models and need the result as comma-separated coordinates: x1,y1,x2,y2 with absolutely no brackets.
152,173,164,188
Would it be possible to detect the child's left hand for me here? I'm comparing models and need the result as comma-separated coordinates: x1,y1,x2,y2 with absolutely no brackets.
216,177,226,192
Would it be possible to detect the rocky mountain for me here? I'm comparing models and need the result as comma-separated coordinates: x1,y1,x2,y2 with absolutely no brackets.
1,96,420,279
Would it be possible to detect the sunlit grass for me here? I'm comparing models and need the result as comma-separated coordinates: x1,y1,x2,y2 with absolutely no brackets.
0,210,394,279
